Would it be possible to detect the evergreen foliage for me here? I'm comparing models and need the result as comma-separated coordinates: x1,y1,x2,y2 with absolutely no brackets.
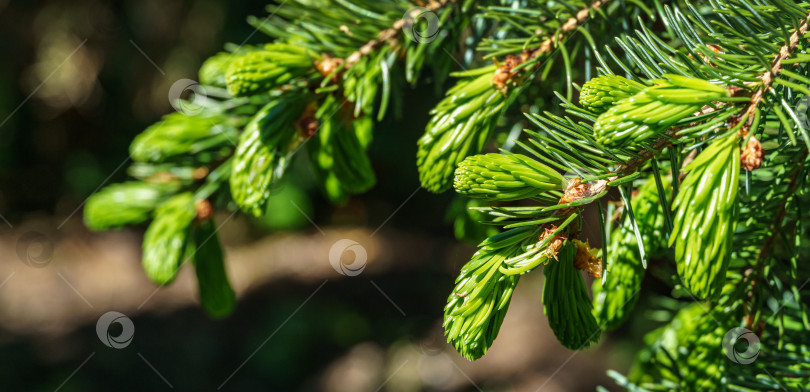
437,0,810,389
83,0,810,388
86,0,479,315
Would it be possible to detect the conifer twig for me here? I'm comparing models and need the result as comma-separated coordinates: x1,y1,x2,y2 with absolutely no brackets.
555,10,810,215
344,0,458,67
557,12,810,329
590,10,810,195
739,11,810,135
528,0,610,59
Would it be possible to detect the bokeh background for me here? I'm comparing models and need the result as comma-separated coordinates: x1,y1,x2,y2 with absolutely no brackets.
0,1,657,390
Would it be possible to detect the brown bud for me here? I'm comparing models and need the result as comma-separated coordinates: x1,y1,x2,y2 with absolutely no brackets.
741,136,763,171
315,54,344,81
491,68,511,95
296,103,319,139
559,178,588,205
491,54,526,95
502,54,523,69
195,199,214,221
572,239,602,278
192,166,209,180
540,225,567,261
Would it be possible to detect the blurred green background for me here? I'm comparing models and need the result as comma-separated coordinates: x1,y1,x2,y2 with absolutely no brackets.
0,1,654,390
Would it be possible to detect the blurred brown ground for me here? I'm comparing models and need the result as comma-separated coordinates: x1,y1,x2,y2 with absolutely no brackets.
0,214,624,391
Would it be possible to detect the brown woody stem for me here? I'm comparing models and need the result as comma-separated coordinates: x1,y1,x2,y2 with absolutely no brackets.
344,0,457,68
529,0,610,59
739,12,810,137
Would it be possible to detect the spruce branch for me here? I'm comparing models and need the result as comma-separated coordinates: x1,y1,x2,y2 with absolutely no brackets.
738,10,810,135
344,0,458,67
744,152,807,330
417,0,627,192
525,0,611,59
542,9,810,300
624,9,810,170
442,0,810,367
82,1,810,384
86,0,487,316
